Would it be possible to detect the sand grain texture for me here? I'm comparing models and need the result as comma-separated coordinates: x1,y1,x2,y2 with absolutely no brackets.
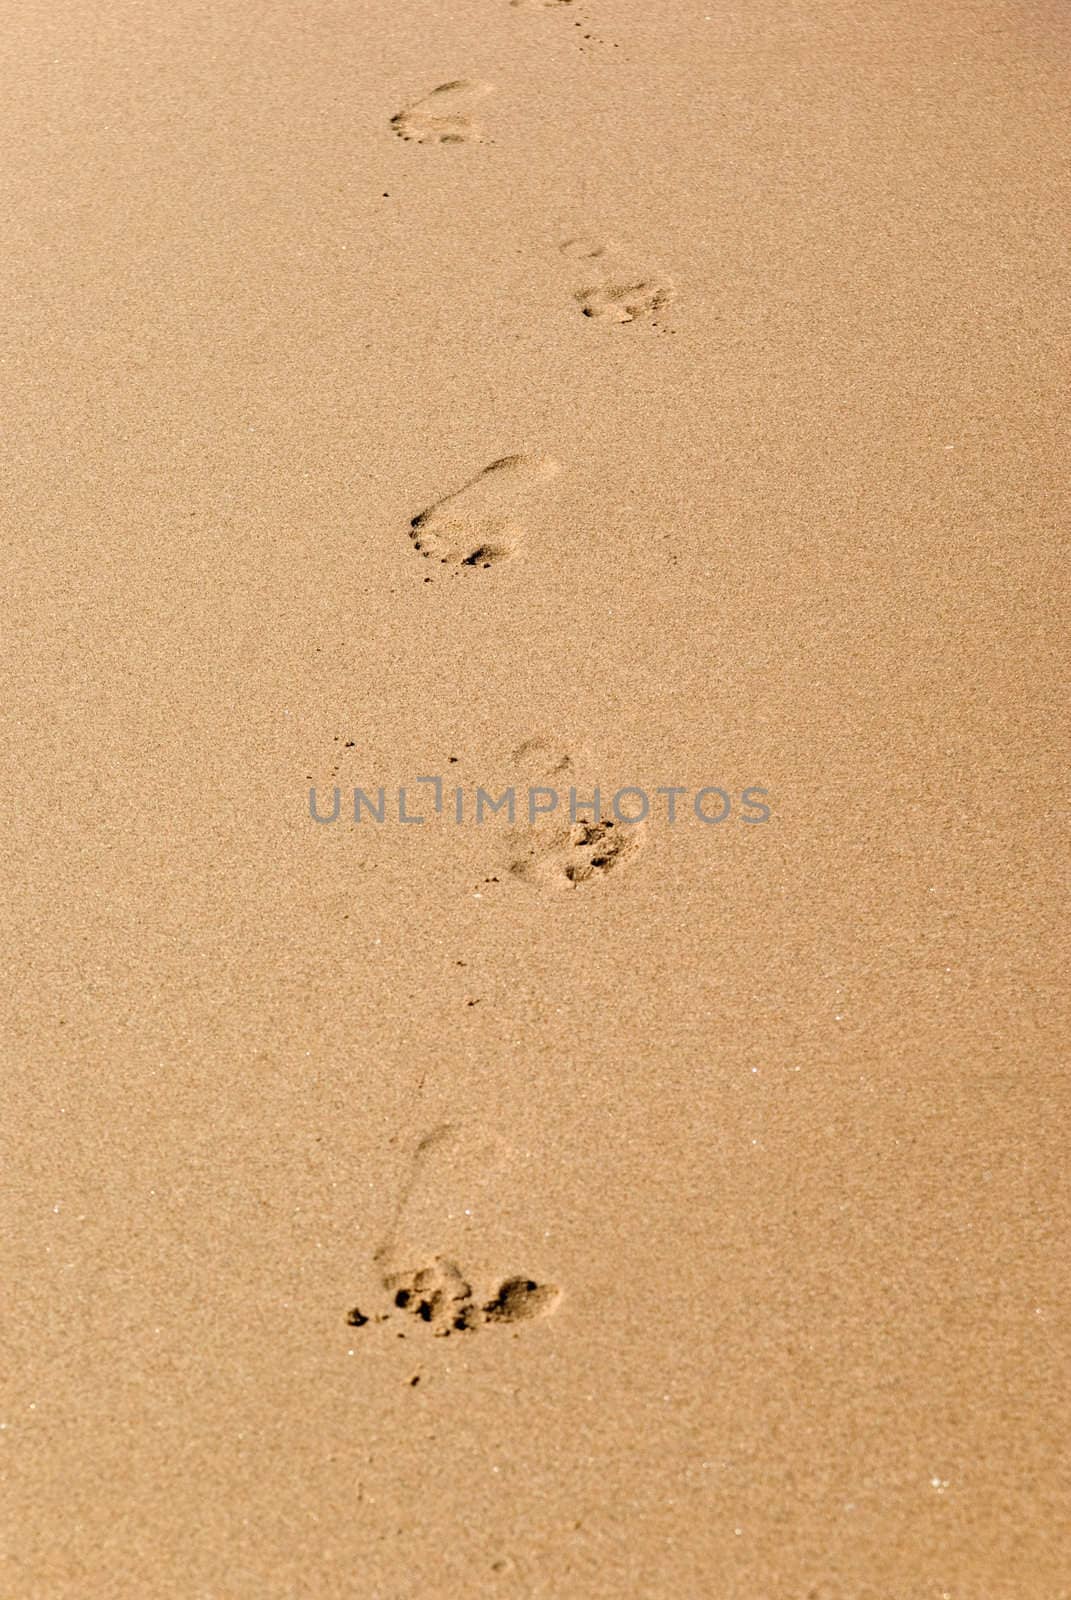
3,0,1069,1595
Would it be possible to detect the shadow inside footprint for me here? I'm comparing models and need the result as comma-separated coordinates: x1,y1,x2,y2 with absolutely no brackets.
483,1277,562,1324
380,1258,560,1335
384,1258,476,1334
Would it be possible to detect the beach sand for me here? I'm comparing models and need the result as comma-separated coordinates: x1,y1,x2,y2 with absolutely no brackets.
4,0,1069,1594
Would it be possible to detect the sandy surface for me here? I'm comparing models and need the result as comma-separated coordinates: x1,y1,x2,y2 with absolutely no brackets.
4,0,1069,1594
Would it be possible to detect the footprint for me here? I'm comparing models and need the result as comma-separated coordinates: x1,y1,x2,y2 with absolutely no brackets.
575,279,674,325
497,744,645,889
510,735,576,781
408,454,560,570
561,237,674,326
560,235,611,261
508,816,645,889
390,80,492,145
357,1124,561,1337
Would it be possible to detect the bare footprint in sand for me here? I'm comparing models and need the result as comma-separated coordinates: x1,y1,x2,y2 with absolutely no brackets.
560,235,611,261
374,1122,510,1275
509,815,645,889
563,238,674,326
356,1124,562,1337
575,279,674,324
391,80,492,145
409,454,561,570
482,743,644,890
510,735,578,782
